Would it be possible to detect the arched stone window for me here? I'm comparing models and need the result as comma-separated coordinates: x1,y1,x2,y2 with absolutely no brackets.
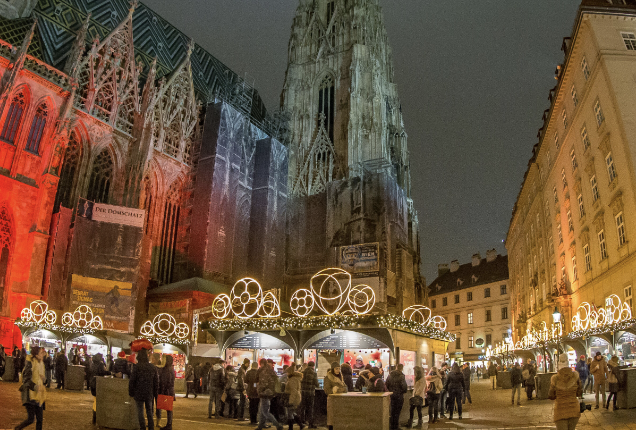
54,132,82,211
87,149,114,204
0,91,26,144
25,103,48,154
0,206,13,312
318,74,335,142
157,182,181,284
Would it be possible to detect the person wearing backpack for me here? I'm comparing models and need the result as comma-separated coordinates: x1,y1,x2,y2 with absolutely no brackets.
425,367,443,424
256,358,283,430
284,365,305,430
606,355,620,411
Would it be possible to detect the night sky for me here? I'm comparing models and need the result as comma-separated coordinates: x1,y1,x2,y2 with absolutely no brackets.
143,0,581,282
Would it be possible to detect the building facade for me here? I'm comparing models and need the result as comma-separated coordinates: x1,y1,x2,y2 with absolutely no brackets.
506,0,636,349
427,251,510,364
281,0,424,314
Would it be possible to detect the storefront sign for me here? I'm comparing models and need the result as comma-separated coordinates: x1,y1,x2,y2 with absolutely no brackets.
70,274,132,332
339,243,379,276
77,198,145,228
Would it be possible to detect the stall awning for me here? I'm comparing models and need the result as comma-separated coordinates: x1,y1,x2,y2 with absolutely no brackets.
147,277,227,297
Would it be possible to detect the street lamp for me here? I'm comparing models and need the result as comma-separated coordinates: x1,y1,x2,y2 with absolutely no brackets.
552,306,561,323
552,307,562,370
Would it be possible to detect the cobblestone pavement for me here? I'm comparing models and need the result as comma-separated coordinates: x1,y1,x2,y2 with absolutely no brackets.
2,377,636,430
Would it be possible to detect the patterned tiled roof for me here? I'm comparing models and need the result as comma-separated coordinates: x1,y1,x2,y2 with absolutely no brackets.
427,255,509,297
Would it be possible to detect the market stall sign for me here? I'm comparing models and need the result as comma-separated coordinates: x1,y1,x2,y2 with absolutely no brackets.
230,332,291,349
307,330,388,350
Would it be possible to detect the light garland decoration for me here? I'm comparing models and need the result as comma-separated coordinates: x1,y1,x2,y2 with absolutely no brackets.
513,320,563,350
203,313,455,342
289,268,376,317
14,319,100,335
402,305,447,331
20,300,57,325
211,278,281,320
571,295,632,331
62,305,103,330
140,313,190,340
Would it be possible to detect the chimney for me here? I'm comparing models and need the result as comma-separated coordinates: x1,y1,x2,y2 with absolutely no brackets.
438,263,449,277
450,260,460,273
486,249,497,262
472,253,481,267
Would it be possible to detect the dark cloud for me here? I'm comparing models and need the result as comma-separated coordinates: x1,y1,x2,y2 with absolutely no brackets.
142,0,581,281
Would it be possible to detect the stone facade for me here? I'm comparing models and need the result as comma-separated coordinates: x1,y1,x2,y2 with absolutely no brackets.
506,1,636,342
281,0,423,314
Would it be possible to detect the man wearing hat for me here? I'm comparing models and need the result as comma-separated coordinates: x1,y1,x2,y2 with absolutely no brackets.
589,351,608,409
112,351,130,378
574,355,588,399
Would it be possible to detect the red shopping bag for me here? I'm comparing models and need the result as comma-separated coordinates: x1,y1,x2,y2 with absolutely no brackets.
157,394,174,411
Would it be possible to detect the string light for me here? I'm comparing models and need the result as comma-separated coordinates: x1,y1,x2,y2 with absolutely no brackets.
20,300,56,325
140,313,190,339
212,278,280,320
571,295,632,331
62,305,103,330
402,305,447,331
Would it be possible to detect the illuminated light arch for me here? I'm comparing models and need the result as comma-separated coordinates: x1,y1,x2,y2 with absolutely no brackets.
402,305,447,332
259,291,281,318
212,278,281,320
20,300,56,325
290,288,314,317
310,268,353,315
140,313,190,340
62,305,103,330
348,284,375,315
571,295,632,331
212,294,231,319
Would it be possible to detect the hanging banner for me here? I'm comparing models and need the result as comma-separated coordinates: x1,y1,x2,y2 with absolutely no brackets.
70,274,133,332
339,242,379,276
77,198,145,228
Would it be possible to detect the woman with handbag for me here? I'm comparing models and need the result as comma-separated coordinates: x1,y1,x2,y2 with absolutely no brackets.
15,346,47,430
157,355,175,430
548,353,582,430
323,362,347,394
425,367,443,424
407,366,425,427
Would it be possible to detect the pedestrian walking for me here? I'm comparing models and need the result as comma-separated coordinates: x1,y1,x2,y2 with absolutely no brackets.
522,359,536,400
224,364,240,418
300,361,318,429
589,351,607,409
256,358,283,430
323,362,347,394
157,355,175,430
444,363,465,420
574,355,588,399
548,353,582,430
438,363,448,418
54,349,67,389
510,362,522,405
461,363,472,404
476,366,481,381
470,366,475,383
128,347,159,430
340,362,354,392
386,363,408,430
15,346,47,430
407,366,425,427
606,355,620,411
245,362,260,424
208,361,225,418
425,367,443,424
488,361,498,390
284,364,305,429
185,364,196,398
236,358,250,421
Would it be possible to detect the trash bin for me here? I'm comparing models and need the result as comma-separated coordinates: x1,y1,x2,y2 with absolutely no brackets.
617,367,636,409
497,371,512,389
534,372,556,400
65,365,85,391
96,377,139,429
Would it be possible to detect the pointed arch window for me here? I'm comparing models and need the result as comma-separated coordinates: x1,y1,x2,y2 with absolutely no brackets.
318,74,335,142
87,149,113,204
157,183,180,284
25,104,48,154
54,132,82,211
1,92,25,144
0,206,13,312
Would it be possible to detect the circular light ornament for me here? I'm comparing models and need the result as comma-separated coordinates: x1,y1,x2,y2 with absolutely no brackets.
231,278,263,319
348,284,375,315
290,289,314,317
62,305,103,330
153,313,177,337
402,305,432,325
212,294,231,319
310,268,352,315
430,316,447,331
20,300,57,325
174,323,190,339
259,291,281,318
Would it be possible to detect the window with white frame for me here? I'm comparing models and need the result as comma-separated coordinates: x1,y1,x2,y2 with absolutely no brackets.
571,149,578,172
598,229,608,259
584,244,591,271
625,285,633,311
578,194,586,219
616,212,626,247
581,125,591,150
590,175,600,202
558,222,563,243
572,255,578,281
621,32,636,50
561,169,567,189
571,85,578,107
553,186,558,203
562,110,568,129
554,131,560,150
469,336,474,348
594,100,605,127
581,57,590,80
501,307,508,319
567,210,574,232
467,312,473,324
606,152,617,183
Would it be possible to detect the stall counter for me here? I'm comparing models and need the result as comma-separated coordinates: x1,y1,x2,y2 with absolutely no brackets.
327,392,390,430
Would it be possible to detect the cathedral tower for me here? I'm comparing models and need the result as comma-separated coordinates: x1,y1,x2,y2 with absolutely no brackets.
282,0,423,313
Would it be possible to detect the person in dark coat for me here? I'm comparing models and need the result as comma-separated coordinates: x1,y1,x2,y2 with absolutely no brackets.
184,364,196,398
575,355,589,400
194,363,203,393
461,363,472,404
157,355,175,430
300,361,319,429
245,362,260,424
89,353,111,424
444,363,465,420
340,362,354,392
55,350,68,389
112,351,130,378
256,358,283,430
236,358,250,421
510,362,523,405
386,364,408,430
522,359,536,400
208,361,225,418
12,346,21,382
128,348,159,430
368,367,386,392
